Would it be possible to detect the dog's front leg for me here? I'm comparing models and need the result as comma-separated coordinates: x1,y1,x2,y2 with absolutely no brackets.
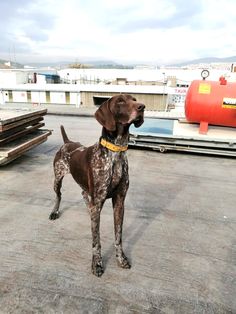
112,193,131,269
90,204,104,277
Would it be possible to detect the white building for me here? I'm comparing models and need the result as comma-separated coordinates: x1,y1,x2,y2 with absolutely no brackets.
0,70,28,85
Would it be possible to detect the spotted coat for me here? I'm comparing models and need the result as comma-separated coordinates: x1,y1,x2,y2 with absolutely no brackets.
49,94,145,276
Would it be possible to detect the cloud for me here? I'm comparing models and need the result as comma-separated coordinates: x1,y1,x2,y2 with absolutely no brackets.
103,0,203,33
0,0,236,64
0,0,56,55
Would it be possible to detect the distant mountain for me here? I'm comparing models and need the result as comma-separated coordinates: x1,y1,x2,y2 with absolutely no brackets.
170,56,236,67
0,59,24,69
27,56,236,69
26,59,133,69
3,55,236,70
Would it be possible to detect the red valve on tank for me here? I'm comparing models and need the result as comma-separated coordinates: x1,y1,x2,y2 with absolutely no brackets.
219,76,227,85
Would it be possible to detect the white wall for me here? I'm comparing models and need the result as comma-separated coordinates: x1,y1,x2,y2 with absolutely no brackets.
0,70,28,85
70,92,80,106
30,91,46,104
0,88,81,105
50,92,65,103
15,72,28,84
36,74,47,84
0,90,6,104
31,91,41,103
12,91,27,102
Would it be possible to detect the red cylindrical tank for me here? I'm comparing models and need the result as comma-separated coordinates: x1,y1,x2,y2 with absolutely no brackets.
185,78,236,128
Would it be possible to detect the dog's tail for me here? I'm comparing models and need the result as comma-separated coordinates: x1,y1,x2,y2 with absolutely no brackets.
60,125,70,144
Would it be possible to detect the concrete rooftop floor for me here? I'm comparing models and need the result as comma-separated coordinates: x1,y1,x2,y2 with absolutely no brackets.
0,115,235,313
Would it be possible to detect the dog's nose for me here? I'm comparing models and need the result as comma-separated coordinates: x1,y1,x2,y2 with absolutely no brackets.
137,104,145,111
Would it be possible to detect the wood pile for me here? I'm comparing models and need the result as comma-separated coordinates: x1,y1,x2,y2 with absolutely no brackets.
0,108,51,165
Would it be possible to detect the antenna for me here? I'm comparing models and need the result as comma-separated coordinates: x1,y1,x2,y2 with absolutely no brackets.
9,46,12,63
13,44,16,66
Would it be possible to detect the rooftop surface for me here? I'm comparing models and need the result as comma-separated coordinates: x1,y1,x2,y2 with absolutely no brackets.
0,102,185,120
0,114,235,313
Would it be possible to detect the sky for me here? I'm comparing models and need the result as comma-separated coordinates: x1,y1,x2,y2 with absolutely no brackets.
1,0,236,65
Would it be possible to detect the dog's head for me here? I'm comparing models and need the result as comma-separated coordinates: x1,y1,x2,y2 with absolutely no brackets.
95,94,145,131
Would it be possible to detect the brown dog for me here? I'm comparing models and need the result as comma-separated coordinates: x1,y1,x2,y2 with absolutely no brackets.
49,94,145,276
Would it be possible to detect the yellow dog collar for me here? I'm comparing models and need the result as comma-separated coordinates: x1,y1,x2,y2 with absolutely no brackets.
100,138,128,152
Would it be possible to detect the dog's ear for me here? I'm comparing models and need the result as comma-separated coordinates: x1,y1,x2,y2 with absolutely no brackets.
95,98,116,131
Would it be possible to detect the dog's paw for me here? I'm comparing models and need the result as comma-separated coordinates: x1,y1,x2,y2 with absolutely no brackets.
49,212,60,220
92,257,104,277
117,253,131,269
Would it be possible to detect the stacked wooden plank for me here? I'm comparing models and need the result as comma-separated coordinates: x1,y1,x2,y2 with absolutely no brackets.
0,108,51,165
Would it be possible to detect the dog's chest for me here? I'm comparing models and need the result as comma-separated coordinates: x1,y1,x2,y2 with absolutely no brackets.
110,153,124,187
92,148,128,194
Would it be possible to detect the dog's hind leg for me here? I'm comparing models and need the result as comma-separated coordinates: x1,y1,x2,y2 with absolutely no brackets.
49,157,70,220
49,177,63,220
82,190,90,207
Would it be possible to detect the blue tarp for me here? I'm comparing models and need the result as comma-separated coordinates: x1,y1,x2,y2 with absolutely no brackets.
130,118,174,135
